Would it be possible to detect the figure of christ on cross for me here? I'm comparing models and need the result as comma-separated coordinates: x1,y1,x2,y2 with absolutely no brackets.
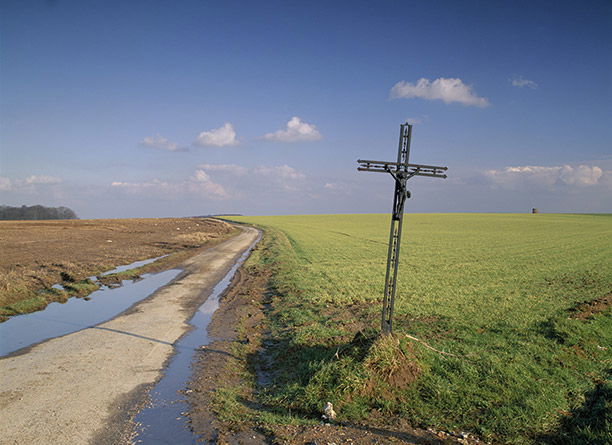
357,123,448,334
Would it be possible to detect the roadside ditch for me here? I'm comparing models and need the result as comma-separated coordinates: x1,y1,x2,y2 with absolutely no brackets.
131,230,262,444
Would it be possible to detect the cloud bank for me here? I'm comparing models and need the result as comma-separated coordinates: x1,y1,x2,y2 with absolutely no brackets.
252,164,305,180
140,134,185,151
485,164,605,189
199,163,307,192
110,163,308,202
112,173,229,199
0,177,12,191
25,175,63,185
264,117,322,142
194,123,239,147
390,77,490,107
198,163,248,175
189,170,229,198
0,175,63,190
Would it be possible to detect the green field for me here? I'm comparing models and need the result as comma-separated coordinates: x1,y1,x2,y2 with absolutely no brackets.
227,213,611,443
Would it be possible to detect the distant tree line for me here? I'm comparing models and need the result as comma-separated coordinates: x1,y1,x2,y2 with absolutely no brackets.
0,205,78,220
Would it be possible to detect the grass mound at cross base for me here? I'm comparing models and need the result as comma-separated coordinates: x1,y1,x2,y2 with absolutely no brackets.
226,213,612,444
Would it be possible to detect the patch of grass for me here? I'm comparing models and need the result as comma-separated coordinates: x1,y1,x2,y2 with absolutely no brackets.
63,279,99,298
1,295,48,315
228,214,612,443
213,386,252,423
539,373,611,444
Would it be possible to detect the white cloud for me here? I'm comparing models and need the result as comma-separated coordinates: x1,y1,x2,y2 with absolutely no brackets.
390,77,490,107
202,163,307,194
252,165,306,192
199,163,305,181
601,171,612,189
111,179,173,192
0,174,64,197
194,123,239,147
0,177,12,191
198,163,248,176
264,117,322,142
110,163,307,202
559,165,603,186
323,182,351,194
510,76,538,89
189,169,229,198
254,164,306,180
140,134,185,151
485,164,604,189
192,170,211,183
111,172,229,199
25,175,63,185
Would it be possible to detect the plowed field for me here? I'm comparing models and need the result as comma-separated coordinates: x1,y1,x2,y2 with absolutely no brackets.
0,217,234,317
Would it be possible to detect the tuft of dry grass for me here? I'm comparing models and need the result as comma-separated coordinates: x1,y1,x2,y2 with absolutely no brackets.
363,334,422,389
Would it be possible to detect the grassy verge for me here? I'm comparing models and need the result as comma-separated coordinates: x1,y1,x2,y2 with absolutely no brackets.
209,229,316,428
220,214,611,444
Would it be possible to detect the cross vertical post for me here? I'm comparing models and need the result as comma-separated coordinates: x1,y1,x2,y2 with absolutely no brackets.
357,123,448,334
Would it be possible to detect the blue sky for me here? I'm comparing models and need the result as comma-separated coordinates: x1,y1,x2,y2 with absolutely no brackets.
1,0,610,218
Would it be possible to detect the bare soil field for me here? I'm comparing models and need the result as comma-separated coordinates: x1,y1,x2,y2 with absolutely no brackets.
0,217,235,318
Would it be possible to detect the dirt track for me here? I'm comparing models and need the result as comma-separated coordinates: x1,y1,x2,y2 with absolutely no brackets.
0,226,258,445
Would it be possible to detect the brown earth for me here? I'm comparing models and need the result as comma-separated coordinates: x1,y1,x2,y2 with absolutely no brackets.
0,217,235,315
186,243,483,445
568,293,612,320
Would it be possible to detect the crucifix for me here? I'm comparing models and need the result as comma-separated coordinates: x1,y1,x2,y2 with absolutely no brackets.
357,123,448,334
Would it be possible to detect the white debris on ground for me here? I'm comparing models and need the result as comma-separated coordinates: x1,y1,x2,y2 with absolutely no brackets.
322,402,336,421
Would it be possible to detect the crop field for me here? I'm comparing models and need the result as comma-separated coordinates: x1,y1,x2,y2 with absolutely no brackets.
227,213,611,443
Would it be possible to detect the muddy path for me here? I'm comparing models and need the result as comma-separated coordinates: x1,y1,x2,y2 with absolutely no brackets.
0,226,259,445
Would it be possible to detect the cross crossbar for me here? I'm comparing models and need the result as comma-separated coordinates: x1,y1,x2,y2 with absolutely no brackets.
357,160,447,178
357,123,448,334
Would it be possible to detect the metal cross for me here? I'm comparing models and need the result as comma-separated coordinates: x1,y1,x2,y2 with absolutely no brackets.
357,123,448,334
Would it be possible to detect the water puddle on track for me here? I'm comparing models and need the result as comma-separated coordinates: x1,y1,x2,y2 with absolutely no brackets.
100,254,169,276
133,232,261,444
0,269,181,357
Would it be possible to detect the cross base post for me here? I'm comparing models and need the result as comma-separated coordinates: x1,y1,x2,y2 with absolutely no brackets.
358,123,447,335
382,173,410,334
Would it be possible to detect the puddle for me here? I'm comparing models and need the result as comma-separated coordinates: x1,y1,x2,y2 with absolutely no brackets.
133,233,261,444
41,254,169,301
0,269,181,357
100,255,169,276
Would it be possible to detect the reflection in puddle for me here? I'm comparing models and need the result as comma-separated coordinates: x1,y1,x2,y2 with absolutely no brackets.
99,254,169,276
133,233,260,444
0,269,181,357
